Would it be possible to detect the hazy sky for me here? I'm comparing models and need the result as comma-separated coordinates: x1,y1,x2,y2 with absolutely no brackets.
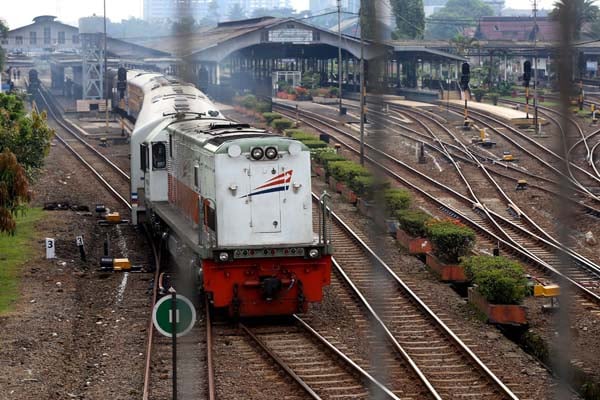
1,0,556,30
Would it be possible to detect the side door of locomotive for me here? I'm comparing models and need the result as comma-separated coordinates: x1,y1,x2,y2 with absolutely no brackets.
249,163,282,233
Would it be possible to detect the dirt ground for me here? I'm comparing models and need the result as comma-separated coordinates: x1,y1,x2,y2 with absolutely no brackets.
0,142,153,400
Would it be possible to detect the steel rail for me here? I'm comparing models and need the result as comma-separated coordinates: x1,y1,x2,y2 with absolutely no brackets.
206,296,216,400
36,89,132,210
310,193,519,400
274,102,600,304
239,324,323,400
292,315,404,400
435,103,600,201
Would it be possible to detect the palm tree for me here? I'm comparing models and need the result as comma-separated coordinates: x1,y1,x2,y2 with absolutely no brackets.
550,0,599,40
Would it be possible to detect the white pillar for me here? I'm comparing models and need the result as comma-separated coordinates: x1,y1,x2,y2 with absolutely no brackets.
216,63,221,85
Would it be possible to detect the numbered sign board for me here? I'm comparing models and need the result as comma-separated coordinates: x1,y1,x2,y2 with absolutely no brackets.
152,294,196,338
46,238,55,259
76,235,84,247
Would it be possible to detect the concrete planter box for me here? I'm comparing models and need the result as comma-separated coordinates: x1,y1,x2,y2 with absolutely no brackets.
329,176,339,192
425,253,466,282
342,187,357,204
396,230,432,255
357,198,374,218
313,165,326,177
386,219,399,234
468,287,526,325
313,96,339,105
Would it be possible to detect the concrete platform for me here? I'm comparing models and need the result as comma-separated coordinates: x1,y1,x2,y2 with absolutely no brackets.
273,98,360,125
448,100,528,121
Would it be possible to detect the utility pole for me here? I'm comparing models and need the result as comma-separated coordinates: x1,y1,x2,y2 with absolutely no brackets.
104,0,109,133
359,4,365,165
337,0,343,115
533,0,539,135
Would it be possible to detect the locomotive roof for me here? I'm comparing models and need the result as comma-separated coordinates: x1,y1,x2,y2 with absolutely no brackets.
167,118,308,154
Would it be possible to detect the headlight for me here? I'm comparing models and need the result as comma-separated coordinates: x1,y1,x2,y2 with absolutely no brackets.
265,146,278,160
308,249,320,259
219,252,229,262
251,147,264,160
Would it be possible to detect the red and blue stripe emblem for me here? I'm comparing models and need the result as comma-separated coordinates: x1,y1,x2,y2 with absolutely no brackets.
240,170,293,198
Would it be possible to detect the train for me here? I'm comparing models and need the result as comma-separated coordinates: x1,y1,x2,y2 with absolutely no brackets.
114,69,332,317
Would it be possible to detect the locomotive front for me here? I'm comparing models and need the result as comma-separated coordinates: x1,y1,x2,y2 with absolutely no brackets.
168,126,332,316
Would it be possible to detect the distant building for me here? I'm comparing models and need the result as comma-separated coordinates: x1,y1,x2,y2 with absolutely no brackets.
1,16,80,55
309,0,360,14
475,16,558,41
424,0,447,17
501,8,549,17
143,0,294,21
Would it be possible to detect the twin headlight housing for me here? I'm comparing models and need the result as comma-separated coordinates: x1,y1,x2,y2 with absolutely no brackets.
251,146,278,160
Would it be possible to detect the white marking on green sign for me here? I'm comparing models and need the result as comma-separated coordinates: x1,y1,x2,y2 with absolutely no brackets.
152,294,196,337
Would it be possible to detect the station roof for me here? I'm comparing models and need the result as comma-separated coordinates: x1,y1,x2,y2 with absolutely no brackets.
134,17,464,64
387,43,467,62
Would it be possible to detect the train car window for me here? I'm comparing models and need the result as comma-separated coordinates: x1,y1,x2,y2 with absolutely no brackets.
168,134,173,158
140,144,147,171
152,143,167,169
194,166,199,188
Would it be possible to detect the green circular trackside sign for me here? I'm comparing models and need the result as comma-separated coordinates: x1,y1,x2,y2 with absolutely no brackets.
152,294,196,337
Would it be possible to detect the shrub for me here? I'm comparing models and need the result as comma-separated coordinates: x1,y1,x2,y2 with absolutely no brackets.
383,188,411,215
241,94,257,109
472,87,485,102
316,151,345,168
262,112,282,124
288,131,316,141
462,255,527,304
426,219,475,263
271,118,294,131
301,140,328,149
396,209,431,237
329,87,339,97
327,161,370,185
255,101,271,113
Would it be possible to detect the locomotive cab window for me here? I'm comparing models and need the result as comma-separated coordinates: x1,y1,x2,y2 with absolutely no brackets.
140,144,148,171
152,142,167,169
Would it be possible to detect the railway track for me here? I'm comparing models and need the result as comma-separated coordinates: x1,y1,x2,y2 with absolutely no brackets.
316,194,520,399
273,101,600,307
35,86,131,209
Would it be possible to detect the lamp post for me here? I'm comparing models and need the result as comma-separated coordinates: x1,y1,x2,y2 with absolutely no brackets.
359,5,365,165
104,0,109,133
337,0,343,115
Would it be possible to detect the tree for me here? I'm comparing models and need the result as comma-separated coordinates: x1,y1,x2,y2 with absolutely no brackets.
450,34,479,56
228,3,246,20
425,0,494,40
172,16,198,34
0,19,8,71
0,150,29,234
0,94,54,176
360,1,378,41
390,0,425,39
550,0,599,40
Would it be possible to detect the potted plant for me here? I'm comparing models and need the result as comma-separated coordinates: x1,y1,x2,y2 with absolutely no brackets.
489,92,499,105
424,219,475,281
472,87,486,102
395,209,433,255
463,255,527,325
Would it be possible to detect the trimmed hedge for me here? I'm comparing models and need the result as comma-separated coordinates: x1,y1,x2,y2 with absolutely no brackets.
255,101,271,113
462,255,527,304
241,94,257,109
289,132,317,142
271,118,294,131
383,188,411,215
396,209,431,238
317,151,346,168
301,140,328,149
262,112,282,123
426,219,475,263
327,161,370,184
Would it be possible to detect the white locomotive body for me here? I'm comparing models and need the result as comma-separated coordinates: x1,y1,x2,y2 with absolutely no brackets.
122,71,332,317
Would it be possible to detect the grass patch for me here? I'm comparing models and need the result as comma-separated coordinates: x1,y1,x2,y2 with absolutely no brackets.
0,208,45,314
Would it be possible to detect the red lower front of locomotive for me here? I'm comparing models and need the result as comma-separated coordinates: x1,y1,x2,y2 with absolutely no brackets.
202,255,332,317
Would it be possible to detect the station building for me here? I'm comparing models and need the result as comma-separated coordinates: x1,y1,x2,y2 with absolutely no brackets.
134,16,466,102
